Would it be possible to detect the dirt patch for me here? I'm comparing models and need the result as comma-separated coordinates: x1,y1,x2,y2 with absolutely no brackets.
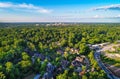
101,44,120,52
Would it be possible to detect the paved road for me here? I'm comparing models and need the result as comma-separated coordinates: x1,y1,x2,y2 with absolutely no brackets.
94,51,115,79
90,44,120,79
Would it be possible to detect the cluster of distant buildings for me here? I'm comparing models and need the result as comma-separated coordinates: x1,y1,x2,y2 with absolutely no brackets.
35,22,77,26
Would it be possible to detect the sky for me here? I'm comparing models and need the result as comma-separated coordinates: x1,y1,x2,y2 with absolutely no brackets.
0,0,120,22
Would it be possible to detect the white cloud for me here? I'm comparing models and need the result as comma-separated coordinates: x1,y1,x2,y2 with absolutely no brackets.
0,2,12,8
94,15,99,18
0,2,52,13
17,3,38,9
93,15,104,19
92,15,120,19
92,4,120,11
37,9,53,13
118,14,120,17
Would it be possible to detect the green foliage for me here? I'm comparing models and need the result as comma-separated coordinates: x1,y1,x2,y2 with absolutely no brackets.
0,72,6,79
0,24,120,79
79,43,90,55
89,70,108,79
88,51,99,69
5,62,15,79
56,70,68,79
22,52,30,60
5,62,14,73
82,75,88,79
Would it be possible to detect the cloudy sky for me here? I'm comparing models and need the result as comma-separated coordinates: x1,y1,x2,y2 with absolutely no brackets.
0,0,120,22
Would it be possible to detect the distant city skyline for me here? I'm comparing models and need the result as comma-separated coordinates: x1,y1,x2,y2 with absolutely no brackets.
0,0,120,22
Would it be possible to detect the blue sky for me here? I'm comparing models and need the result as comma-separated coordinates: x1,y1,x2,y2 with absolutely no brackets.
0,0,120,22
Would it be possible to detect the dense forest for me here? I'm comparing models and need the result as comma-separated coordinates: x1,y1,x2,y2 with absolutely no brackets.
0,24,120,79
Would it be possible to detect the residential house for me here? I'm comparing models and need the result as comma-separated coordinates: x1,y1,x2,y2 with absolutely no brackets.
71,60,82,67
70,48,79,54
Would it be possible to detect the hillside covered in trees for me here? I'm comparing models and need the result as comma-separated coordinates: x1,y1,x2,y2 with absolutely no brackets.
0,23,120,79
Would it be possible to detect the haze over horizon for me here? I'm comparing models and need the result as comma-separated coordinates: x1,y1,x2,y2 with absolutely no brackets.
0,0,120,22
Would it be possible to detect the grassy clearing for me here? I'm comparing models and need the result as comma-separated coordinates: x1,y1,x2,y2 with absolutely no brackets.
101,55,120,67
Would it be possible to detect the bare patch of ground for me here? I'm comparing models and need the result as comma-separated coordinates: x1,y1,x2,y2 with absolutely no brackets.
101,44,120,52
